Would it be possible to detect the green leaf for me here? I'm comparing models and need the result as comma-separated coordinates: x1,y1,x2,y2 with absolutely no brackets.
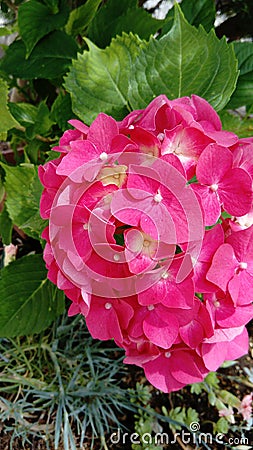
0,25,16,37
65,0,103,36
8,102,38,127
185,407,199,427
64,33,147,124
218,390,241,409
181,0,215,32
204,372,220,389
0,254,65,337
0,30,78,79
0,204,12,244
128,5,238,112
213,417,230,434
1,163,43,240
227,42,253,108
0,79,20,138
50,91,75,130
18,0,70,57
219,110,253,138
160,0,215,37
190,382,203,395
88,0,166,48
25,101,55,139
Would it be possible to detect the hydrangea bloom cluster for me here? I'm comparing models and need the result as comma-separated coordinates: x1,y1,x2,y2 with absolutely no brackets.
39,95,253,392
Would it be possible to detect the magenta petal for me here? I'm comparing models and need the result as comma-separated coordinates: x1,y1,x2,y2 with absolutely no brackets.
196,144,233,185
87,113,118,152
228,270,253,306
201,341,228,371
219,168,252,217
180,320,204,348
191,94,222,131
143,309,178,348
143,354,186,392
170,351,206,384
207,244,237,291
56,141,98,176
191,184,221,226
225,327,249,361
227,224,253,263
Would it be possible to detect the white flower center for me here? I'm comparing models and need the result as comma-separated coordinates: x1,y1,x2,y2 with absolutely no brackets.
147,304,155,311
157,132,165,141
165,352,171,358
239,261,247,270
210,183,219,192
113,254,120,262
162,272,169,279
83,223,89,230
105,302,112,310
154,192,163,203
99,152,108,161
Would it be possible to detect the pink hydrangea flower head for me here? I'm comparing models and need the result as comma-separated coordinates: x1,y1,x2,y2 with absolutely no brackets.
39,95,253,394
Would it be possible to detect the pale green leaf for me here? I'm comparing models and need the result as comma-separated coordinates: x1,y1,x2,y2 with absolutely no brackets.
128,5,238,111
0,163,43,239
213,417,230,434
185,408,199,428
0,254,65,337
0,79,20,135
64,33,147,124
18,0,69,57
65,0,103,36
218,390,241,409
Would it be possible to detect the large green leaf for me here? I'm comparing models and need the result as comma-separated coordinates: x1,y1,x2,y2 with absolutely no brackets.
128,5,238,112
65,0,103,36
0,79,19,139
88,0,166,48
227,42,253,109
0,254,65,337
1,163,44,240
18,0,70,57
64,33,147,124
0,31,78,79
